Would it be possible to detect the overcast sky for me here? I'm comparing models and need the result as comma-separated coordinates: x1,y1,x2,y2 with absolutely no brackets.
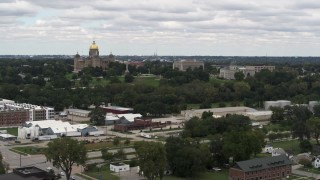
1,0,320,56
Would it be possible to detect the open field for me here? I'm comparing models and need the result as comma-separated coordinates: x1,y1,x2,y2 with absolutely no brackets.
83,164,120,180
134,76,160,87
84,141,133,151
298,167,320,175
163,170,228,180
0,127,18,136
11,146,46,155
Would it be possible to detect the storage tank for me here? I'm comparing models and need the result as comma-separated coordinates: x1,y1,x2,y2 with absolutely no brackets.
309,101,320,112
264,101,280,110
277,100,291,108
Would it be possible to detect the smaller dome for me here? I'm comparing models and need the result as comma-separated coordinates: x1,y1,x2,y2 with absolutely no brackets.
89,41,99,50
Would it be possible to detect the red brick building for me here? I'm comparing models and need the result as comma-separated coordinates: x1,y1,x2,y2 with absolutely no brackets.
229,155,292,180
114,119,166,132
0,110,29,127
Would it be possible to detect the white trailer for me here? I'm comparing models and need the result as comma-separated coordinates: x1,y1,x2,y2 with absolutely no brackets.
88,131,104,136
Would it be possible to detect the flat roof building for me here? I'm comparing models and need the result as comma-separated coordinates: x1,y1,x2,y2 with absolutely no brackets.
173,60,204,71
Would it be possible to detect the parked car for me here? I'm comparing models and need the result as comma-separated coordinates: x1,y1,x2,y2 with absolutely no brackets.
212,167,222,172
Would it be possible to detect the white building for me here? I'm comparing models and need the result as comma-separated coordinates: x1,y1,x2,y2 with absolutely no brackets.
264,100,291,110
262,144,273,154
18,120,88,139
110,163,130,173
173,60,204,71
313,157,320,168
0,98,15,106
219,65,275,80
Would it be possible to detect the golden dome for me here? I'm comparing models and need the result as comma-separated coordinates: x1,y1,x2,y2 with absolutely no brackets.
89,41,99,50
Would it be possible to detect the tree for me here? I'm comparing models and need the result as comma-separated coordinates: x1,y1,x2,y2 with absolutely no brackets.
234,71,245,81
223,130,265,162
299,158,312,167
135,141,167,180
313,104,320,118
101,148,114,161
307,117,320,144
45,138,87,180
0,152,6,174
114,148,126,160
89,108,105,125
124,139,131,145
124,74,134,83
299,140,313,153
285,106,312,141
113,137,120,146
270,107,285,123
165,137,209,177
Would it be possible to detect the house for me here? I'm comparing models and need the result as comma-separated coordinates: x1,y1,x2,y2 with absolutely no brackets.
262,144,273,154
110,163,130,172
272,148,287,157
313,156,320,168
229,155,292,180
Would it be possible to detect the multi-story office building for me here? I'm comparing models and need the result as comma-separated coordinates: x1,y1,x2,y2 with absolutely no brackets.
0,109,29,127
4,103,54,121
219,65,275,80
173,60,204,71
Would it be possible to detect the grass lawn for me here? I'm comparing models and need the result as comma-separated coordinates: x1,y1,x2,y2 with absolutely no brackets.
83,164,119,180
65,72,74,80
271,139,300,155
134,76,160,87
12,146,47,155
287,174,315,180
264,123,291,132
90,77,109,86
271,139,316,155
0,127,18,136
163,170,228,180
84,141,133,151
298,167,320,175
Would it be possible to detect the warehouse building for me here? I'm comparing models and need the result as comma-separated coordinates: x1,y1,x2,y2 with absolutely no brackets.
67,109,91,122
18,120,102,139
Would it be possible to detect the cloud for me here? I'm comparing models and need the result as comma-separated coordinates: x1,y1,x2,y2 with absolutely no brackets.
1,0,320,55
0,1,37,16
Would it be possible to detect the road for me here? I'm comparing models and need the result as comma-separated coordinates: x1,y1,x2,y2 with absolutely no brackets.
0,141,85,180
292,164,320,179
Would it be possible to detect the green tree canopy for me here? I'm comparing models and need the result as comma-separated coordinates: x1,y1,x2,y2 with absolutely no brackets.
307,117,320,144
45,138,87,180
135,141,167,180
89,107,106,125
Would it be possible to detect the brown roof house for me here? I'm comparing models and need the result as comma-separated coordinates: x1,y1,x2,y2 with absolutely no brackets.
229,155,292,180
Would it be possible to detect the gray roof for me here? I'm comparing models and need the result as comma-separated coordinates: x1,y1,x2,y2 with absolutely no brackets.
235,155,292,172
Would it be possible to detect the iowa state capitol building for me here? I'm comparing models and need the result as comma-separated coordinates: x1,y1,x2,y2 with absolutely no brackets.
74,41,115,72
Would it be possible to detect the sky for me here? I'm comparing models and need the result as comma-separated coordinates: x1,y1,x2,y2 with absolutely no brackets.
1,0,320,56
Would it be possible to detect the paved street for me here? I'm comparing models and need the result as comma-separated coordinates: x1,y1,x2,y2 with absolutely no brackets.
292,165,320,179
0,142,85,180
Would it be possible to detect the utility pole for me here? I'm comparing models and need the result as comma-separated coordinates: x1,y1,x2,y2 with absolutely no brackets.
19,154,21,167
